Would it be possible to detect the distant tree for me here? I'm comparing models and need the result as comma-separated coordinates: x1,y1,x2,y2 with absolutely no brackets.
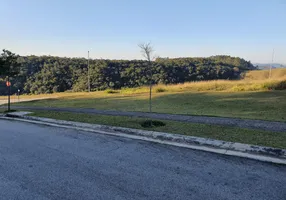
0,53,255,95
0,50,21,78
0,49,21,110
138,42,154,113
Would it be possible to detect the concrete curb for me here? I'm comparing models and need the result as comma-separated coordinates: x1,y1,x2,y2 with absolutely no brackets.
2,112,286,165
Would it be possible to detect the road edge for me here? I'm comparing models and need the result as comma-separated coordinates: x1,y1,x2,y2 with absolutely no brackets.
1,113,286,165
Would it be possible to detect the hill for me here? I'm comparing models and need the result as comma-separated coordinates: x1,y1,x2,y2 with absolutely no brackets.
254,63,286,69
1,55,256,95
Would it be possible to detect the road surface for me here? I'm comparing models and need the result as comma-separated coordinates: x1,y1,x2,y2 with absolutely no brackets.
0,119,285,200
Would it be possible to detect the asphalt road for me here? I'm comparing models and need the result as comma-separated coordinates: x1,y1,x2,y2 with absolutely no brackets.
0,120,285,200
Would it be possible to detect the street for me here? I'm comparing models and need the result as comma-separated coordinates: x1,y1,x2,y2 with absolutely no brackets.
0,120,285,200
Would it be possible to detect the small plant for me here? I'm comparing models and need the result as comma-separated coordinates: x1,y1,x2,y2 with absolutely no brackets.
276,80,286,90
140,120,166,128
105,89,118,94
156,88,167,93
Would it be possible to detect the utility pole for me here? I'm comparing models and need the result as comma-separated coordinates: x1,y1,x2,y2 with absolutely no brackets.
269,49,274,79
87,51,91,92
6,77,11,111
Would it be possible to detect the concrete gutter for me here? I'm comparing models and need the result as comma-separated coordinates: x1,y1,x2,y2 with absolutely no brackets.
2,112,286,165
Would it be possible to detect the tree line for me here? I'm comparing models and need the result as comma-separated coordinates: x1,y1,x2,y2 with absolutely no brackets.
0,50,256,95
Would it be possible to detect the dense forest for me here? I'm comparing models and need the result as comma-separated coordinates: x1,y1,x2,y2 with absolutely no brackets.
0,55,256,95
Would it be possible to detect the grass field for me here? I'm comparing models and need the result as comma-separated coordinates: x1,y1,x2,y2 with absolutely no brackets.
14,91,286,122
29,111,286,149
10,69,286,121
244,68,286,80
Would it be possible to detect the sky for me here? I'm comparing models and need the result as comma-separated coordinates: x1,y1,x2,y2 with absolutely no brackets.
0,0,286,63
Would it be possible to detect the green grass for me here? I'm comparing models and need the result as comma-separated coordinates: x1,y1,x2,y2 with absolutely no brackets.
3,109,17,113
0,108,16,113
29,111,286,149
14,90,286,122
10,69,286,121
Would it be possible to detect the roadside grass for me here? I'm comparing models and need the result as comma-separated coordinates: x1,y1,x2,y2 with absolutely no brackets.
0,106,16,113
14,91,286,122
29,111,286,149
3,109,17,113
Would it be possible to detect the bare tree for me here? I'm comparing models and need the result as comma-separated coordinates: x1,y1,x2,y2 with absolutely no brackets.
138,42,154,113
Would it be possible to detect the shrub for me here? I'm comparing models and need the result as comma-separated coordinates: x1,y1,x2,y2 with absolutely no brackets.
263,80,286,90
105,89,118,94
140,120,166,128
156,88,167,93
231,85,246,92
120,87,149,94
275,80,286,90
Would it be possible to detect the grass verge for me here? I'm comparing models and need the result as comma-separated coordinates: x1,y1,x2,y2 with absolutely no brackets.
0,108,17,113
14,91,286,122
29,111,286,149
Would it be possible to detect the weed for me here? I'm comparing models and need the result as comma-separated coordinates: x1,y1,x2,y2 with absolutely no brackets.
105,89,119,94
156,88,167,93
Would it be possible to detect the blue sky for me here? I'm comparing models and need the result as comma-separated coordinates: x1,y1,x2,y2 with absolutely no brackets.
1,0,285,63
